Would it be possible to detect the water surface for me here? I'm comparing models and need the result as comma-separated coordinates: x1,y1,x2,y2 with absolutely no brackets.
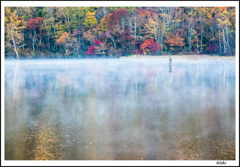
5,58,235,160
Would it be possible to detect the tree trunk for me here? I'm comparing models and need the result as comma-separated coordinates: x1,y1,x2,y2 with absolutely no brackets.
218,28,221,54
48,35,51,51
10,28,19,59
32,30,36,54
134,16,137,50
111,36,116,49
225,24,230,55
199,16,203,52
222,28,226,54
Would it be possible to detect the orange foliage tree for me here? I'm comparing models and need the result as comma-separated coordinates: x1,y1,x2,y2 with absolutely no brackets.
164,33,185,53
56,32,71,56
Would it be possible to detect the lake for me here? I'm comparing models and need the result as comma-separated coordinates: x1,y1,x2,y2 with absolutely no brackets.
4,58,235,160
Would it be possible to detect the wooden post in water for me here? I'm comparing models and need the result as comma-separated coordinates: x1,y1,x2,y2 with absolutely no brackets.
169,55,172,73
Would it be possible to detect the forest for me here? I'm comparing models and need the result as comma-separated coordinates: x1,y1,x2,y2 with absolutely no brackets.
5,7,236,59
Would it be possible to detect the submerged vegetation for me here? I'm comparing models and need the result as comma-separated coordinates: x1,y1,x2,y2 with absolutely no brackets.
5,7,235,59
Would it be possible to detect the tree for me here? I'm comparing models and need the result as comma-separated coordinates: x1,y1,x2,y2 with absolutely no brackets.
70,29,82,57
5,8,26,58
140,38,161,55
95,7,110,22
83,12,98,28
185,7,195,51
100,14,111,32
42,7,57,52
55,7,72,34
83,30,96,44
128,8,144,50
15,7,32,21
121,28,134,53
95,42,108,56
194,7,207,52
85,40,107,56
56,32,71,57
108,8,129,31
164,33,185,53
4,7,236,58
105,30,116,49
216,8,232,55
27,17,44,54
191,29,200,53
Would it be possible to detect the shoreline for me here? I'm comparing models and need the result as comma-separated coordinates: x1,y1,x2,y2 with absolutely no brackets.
4,55,235,60
120,55,235,60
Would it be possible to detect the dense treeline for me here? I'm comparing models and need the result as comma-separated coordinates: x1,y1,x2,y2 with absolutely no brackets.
5,7,235,59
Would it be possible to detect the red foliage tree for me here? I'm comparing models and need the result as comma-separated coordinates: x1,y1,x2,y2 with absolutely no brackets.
27,17,43,30
85,40,105,55
140,38,162,55
85,46,96,55
94,40,102,45
26,17,44,53
152,42,161,52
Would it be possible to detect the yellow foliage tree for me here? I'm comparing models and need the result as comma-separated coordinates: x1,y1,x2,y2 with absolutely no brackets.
83,12,98,28
100,14,111,32
5,8,26,59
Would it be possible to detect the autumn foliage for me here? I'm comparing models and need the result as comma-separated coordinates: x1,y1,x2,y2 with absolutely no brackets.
4,7,236,58
140,38,162,55
94,40,102,45
164,33,185,47
83,12,98,28
108,8,129,29
85,40,107,56
56,32,70,44
27,17,43,30
85,46,96,55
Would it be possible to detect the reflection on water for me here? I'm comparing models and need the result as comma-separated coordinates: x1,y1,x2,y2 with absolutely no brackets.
5,59,235,160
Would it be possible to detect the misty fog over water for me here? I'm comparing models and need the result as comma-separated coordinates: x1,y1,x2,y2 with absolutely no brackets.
5,58,235,160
